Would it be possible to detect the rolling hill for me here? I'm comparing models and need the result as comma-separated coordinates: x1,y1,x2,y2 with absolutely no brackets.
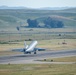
0,7,76,30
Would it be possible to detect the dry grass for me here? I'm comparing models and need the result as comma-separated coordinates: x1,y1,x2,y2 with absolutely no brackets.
40,56,76,62
38,39,76,50
0,39,76,51
0,39,76,56
0,64,76,75
53,56,76,62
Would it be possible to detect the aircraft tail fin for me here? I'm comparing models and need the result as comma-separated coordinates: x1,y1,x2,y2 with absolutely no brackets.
24,41,28,49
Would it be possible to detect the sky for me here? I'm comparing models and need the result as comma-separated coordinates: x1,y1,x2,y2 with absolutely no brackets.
0,0,76,8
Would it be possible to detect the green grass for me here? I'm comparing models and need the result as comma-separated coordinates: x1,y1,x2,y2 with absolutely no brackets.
0,64,76,75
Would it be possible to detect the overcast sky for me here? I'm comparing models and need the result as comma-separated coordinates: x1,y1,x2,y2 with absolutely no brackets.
0,0,76,8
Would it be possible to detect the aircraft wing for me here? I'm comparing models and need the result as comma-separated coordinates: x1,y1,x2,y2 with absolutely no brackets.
35,48,46,51
12,48,24,52
12,48,45,52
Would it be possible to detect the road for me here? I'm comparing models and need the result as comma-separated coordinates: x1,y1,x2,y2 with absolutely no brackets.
0,49,76,64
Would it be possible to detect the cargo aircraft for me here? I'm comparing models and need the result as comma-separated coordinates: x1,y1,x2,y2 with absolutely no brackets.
12,40,45,54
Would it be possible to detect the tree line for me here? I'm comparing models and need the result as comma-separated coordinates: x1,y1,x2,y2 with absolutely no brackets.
27,17,64,28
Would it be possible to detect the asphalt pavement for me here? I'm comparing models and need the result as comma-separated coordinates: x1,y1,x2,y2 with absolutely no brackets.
0,49,76,64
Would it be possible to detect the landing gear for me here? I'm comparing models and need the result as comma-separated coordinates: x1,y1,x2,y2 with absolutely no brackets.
34,51,36,54
29,52,31,54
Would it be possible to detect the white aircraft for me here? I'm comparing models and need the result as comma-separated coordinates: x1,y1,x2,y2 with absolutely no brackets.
12,40,45,54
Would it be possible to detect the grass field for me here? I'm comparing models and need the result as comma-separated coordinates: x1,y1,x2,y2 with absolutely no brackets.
0,64,76,75
0,56,76,75
0,39,76,56
0,39,76,51
0,28,76,55
0,28,76,41
37,56,76,62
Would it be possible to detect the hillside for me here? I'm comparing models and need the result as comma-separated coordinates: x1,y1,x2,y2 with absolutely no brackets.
0,8,76,30
63,8,76,12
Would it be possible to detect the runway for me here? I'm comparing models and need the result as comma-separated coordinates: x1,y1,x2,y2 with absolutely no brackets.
0,49,76,64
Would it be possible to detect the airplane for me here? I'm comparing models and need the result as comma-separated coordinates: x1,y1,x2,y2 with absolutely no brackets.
12,40,45,54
